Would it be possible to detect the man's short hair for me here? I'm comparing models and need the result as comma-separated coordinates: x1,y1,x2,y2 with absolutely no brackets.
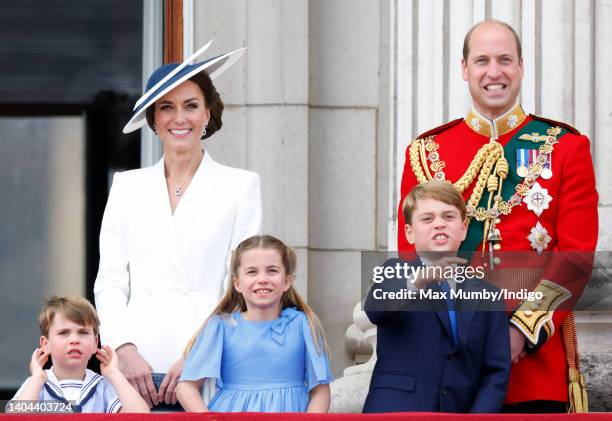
463,19,522,61
402,180,467,225
38,296,100,337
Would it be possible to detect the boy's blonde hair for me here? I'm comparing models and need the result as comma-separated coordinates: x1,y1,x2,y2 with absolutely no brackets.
402,180,467,225
38,296,100,337
184,235,329,356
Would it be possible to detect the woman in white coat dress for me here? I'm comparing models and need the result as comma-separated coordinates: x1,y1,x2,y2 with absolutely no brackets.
94,43,262,409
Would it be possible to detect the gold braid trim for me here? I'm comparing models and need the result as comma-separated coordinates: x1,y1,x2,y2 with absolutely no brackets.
409,137,499,193
409,137,503,219
456,142,498,194
409,127,562,247
563,313,588,413
419,138,434,180
467,143,502,215
509,280,571,345
409,138,429,184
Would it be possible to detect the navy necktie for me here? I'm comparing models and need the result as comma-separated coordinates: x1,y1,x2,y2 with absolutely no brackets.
439,281,459,346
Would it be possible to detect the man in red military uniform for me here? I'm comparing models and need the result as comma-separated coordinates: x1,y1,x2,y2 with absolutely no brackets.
397,20,598,413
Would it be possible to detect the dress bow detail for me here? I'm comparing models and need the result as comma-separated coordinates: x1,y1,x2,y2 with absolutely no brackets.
270,307,299,346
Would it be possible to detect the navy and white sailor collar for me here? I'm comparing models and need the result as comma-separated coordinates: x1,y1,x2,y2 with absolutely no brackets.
45,367,103,405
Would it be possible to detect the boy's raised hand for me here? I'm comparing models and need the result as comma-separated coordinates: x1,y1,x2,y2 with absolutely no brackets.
96,344,151,413
414,256,468,289
13,348,49,401
29,347,49,380
96,345,120,377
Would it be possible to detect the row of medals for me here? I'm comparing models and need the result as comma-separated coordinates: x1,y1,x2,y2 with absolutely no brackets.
516,148,553,255
517,148,552,179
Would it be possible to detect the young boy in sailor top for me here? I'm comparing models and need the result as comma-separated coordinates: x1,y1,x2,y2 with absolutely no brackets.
11,296,148,413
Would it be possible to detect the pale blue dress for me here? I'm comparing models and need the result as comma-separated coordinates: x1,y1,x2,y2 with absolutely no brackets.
180,307,332,412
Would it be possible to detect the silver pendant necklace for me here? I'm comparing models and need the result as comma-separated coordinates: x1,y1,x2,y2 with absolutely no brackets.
175,185,183,196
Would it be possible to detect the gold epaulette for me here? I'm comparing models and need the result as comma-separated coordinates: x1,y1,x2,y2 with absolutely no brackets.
510,280,572,345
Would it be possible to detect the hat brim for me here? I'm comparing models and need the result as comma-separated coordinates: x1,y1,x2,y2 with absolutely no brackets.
122,47,246,134
132,39,214,111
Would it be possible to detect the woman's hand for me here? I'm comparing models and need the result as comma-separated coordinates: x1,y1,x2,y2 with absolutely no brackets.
116,343,158,408
158,356,184,404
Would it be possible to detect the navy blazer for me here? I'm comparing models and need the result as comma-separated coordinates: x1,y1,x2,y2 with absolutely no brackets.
362,258,510,413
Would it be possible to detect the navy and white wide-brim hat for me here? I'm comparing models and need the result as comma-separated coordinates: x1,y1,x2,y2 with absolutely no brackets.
123,40,247,134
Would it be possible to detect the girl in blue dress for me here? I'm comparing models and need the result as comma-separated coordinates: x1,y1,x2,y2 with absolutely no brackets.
176,235,332,412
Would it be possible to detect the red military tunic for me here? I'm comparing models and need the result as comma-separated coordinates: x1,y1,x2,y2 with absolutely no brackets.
397,103,598,404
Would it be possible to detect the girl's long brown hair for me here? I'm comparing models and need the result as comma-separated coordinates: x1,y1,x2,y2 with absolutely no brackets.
183,235,329,356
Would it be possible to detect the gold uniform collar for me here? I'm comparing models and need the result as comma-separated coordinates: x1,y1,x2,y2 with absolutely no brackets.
465,102,527,138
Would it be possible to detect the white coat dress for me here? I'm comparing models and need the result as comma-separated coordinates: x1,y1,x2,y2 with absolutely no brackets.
94,152,262,373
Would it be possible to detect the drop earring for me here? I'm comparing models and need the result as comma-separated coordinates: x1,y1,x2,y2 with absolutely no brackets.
201,122,208,138
152,123,157,135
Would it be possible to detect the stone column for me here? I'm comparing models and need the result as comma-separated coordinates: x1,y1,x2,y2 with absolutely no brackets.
308,0,381,375
193,0,310,295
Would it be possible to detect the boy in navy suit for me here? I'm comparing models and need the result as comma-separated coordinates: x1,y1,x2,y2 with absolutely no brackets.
363,181,510,413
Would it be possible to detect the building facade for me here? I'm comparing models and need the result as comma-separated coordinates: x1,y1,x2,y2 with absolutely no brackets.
183,0,612,410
